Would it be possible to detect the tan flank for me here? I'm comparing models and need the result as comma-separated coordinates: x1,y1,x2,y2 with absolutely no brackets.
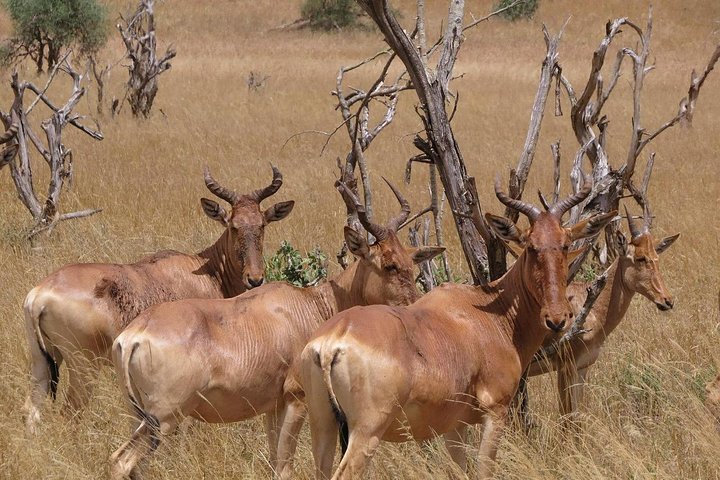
22,167,294,433
300,178,616,479
526,207,679,424
108,180,444,480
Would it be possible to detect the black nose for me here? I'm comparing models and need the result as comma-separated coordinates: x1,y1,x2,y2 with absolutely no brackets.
545,319,566,333
657,298,673,311
247,277,264,288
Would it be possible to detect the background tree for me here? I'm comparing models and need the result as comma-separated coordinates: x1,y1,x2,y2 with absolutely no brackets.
495,0,539,21
117,0,176,118
2,0,109,73
301,0,361,30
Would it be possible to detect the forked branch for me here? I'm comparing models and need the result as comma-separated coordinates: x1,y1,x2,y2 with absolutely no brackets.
1,59,104,238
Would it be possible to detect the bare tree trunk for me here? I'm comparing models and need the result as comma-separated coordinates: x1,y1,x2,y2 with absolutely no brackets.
118,0,176,118
358,0,492,283
89,55,110,116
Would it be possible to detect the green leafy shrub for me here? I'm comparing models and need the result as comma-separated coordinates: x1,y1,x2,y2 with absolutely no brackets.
494,0,539,21
301,0,361,30
689,365,718,402
265,241,328,287
616,362,665,419
576,262,601,282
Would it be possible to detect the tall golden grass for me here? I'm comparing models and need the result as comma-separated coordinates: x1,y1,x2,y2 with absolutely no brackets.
1,0,719,478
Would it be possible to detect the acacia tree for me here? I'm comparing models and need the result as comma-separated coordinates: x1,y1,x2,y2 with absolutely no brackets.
2,0,109,73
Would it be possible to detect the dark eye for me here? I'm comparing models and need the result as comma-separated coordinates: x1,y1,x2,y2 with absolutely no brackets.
384,264,398,273
635,257,647,263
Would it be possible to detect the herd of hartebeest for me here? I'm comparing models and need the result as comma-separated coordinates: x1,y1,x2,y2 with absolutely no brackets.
16,155,720,478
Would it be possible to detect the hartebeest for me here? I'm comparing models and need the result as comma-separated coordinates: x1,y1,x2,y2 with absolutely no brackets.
523,207,678,424
23,166,294,432
301,178,616,479
108,180,444,480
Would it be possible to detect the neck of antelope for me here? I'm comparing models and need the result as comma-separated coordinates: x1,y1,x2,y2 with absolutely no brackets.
311,259,370,320
587,257,633,341
490,252,564,370
198,229,246,297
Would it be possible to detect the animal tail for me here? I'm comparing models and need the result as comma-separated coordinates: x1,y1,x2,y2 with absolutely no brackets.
24,288,60,400
318,347,349,457
115,340,161,451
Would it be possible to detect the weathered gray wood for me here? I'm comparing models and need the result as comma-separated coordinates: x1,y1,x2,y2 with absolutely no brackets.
1,61,103,238
505,25,564,225
332,47,411,248
358,0,491,283
118,0,176,118
683,43,720,126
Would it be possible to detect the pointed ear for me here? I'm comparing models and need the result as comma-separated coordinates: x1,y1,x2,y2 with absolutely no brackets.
567,244,590,263
264,200,295,223
344,226,370,259
485,213,526,247
201,198,228,226
655,233,679,254
569,210,617,242
501,239,524,259
410,246,445,265
616,230,629,256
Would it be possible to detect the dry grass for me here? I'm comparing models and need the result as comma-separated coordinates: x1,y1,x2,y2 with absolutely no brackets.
1,0,719,478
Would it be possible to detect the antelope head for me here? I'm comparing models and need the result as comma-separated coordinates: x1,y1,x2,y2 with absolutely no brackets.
337,178,444,307
617,205,679,311
201,166,295,289
485,177,616,332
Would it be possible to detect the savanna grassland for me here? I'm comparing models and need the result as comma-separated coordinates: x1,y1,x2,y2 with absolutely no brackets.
1,0,719,478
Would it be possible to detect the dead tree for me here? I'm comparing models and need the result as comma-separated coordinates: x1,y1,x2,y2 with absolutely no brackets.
510,10,720,429
0,59,104,238
358,0,499,283
324,47,413,267
555,9,720,276
319,1,530,283
117,0,176,118
333,50,410,225
346,2,717,288
89,55,110,115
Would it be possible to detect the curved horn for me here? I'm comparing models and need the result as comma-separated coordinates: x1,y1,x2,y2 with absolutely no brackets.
382,177,410,232
549,175,592,218
0,122,18,144
250,165,283,203
494,177,541,221
624,204,646,239
336,180,388,241
204,166,239,204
